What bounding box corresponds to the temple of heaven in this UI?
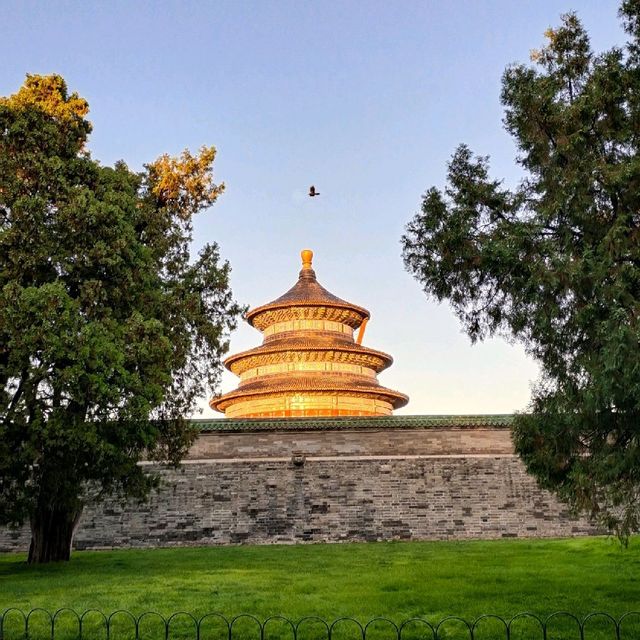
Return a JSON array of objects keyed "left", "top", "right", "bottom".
[{"left": 210, "top": 249, "right": 409, "bottom": 418}]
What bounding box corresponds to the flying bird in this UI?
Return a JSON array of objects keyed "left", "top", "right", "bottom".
[{"left": 309, "top": 185, "right": 320, "bottom": 197}]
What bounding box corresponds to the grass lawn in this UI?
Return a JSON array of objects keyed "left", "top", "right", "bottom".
[{"left": 1, "top": 537, "right": 639, "bottom": 638}]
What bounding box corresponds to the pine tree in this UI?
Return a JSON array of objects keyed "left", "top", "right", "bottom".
[
  {"left": 0, "top": 75, "right": 242, "bottom": 562},
  {"left": 402, "top": 4, "right": 640, "bottom": 538}
]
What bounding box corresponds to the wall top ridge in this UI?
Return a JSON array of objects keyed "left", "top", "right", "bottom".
[{"left": 192, "top": 414, "right": 515, "bottom": 433}]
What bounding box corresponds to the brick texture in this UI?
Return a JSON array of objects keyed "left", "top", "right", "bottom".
[
  {"left": 0, "top": 427, "right": 598, "bottom": 552},
  {"left": 187, "top": 427, "right": 515, "bottom": 459}
]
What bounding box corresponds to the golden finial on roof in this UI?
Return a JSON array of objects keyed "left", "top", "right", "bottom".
[{"left": 301, "top": 249, "right": 313, "bottom": 270}]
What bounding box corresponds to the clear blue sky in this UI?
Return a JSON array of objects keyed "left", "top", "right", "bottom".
[{"left": 1, "top": 1, "right": 626, "bottom": 416}]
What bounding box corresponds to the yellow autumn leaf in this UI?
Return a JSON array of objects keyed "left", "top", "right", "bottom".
[
  {"left": 147, "top": 146, "right": 224, "bottom": 218},
  {"left": 0, "top": 74, "right": 89, "bottom": 122}
]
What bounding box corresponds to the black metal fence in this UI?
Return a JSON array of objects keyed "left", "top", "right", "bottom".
[{"left": 2, "top": 610, "right": 640, "bottom": 640}]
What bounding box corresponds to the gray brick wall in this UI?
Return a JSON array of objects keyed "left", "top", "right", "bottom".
[
  {"left": 188, "top": 427, "right": 515, "bottom": 459},
  {"left": 0, "top": 452, "right": 597, "bottom": 552}
]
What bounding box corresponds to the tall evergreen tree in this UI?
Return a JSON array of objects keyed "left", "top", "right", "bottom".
[
  {"left": 0, "top": 75, "right": 242, "bottom": 562},
  {"left": 402, "top": 4, "right": 640, "bottom": 538}
]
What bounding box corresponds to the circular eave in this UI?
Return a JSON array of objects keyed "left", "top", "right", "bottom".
[
  {"left": 247, "top": 301, "right": 370, "bottom": 330},
  {"left": 245, "top": 269, "right": 370, "bottom": 329},
  {"left": 210, "top": 379, "right": 409, "bottom": 413},
  {"left": 224, "top": 339, "right": 394, "bottom": 375}
]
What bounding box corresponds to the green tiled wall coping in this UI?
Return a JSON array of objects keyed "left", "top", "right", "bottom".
[{"left": 192, "top": 414, "right": 515, "bottom": 433}]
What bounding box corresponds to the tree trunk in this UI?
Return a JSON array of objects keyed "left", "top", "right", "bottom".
[{"left": 28, "top": 504, "right": 82, "bottom": 564}]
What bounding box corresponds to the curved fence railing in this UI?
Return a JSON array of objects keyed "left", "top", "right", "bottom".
[{"left": 2, "top": 609, "right": 640, "bottom": 640}]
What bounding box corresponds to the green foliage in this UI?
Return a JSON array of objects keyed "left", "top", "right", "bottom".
[
  {"left": 0, "top": 75, "right": 242, "bottom": 559},
  {"left": 402, "top": 6, "right": 640, "bottom": 538}
]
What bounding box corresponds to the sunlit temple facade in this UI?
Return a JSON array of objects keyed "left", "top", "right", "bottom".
[{"left": 210, "top": 249, "right": 408, "bottom": 418}]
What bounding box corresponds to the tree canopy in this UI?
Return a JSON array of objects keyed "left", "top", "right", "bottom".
[
  {"left": 0, "top": 75, "right": 242, "bottom": 562},
  {"left": 402, "top": 4, "right": 640, "bottom": 538}
]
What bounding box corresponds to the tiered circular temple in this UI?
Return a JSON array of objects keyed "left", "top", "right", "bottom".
[{"left": 210, "top": 250, "right": 409, "bottom": 418}]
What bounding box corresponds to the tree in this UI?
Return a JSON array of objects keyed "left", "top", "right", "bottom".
[
  {"left": 402, "top": 3, "right": 640, "bottom": 539},
  {"left": 0, "top": 75, "right": 242, "bottom": 563}
]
